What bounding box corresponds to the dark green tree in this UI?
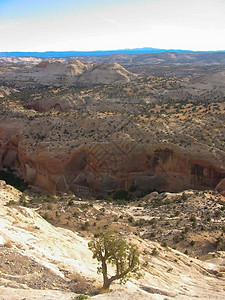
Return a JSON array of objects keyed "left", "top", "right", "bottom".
[{"left": 88, "top": 231, "right": 140, "bottom": 291}]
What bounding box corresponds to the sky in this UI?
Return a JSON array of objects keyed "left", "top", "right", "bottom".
[{"left": 0, "top": 0, "right": 225, "bottom": 52}]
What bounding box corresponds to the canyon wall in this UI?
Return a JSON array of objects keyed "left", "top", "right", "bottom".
[{"left": 0, "top": 125, "right": 224, "bottom": 196}]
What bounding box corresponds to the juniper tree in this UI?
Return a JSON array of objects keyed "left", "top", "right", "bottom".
[{"left": 88, "top": 230, "right": 140, "bottom": 291}]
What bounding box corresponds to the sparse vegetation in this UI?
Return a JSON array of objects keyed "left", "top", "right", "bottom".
[{"left": 0, "top": 169, "right": 28, "bottom": 192}]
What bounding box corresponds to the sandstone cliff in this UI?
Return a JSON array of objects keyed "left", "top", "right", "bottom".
[
  {"left": 0, "top": 119, "right": 224, "bottom": 196},
  {"left": 0, "top": 60, "right": 224, "bottom": 196}
]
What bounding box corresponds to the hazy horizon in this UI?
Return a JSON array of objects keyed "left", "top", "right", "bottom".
[{"left": 1, "top": 0, "right": 225, "bottom": 52}]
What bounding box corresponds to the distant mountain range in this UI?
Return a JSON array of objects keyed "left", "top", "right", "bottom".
[{"left": 1, "top": 47, "right": 224, "bottom": 57}]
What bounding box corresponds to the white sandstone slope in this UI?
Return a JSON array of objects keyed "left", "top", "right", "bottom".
[
  {"left": 0, "top": 60, "right": 136, "bottom": 86},
  {"left": 77, "top": 62, "right": 136, "bottom": 84},
  {"left": 0, "top": 181, "right": 225, "bottom": 300},
  {"left": 0, "top": 182, "right": 97, "bottom": 279}
]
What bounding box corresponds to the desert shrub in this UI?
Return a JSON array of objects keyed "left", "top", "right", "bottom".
[
  {"left": 135, "top": 218, "right": 145, "bottom": 227},
  {"left": 189, "top": 215, "right": 196, "bottom": 222},
  {"left": 76, "top": 295, "right": 88, "bottom": 300},
  {"left": 43, "top": 212, "right": 49, "bottom": 221},
  {"left": 190, "top": 240, "right": 195, "bottom": 247},
  {"left": 151, "top": 248, "right": 159, "bottom": 256},
  {"left": 128, "top": 216, "right": 134, "bottom": 223},
  {"left": 129, "top": 186, "right": 137, "bottom": 192},
  {"left": 0, "top": 169, "right": 28, "bottom": 192},
  {"left": 150, "top": 232, "right": 156, "bottom": 238},
  {"left": 6, "top": 200, "right": 15, "bottom": 206},
  {"left": 81, "top": 221, "right": 90, "bottom": 231},
  {"left": 181, "top": 192, "right": 188, "bottom": 201},
  {"left": 68, "top": 199, "right": 74, "bottom": 206},
  {"left": 173, "top": 235, "right": 180, "bottom": 243},
  {"left": 113, "top": 190, "right": 129, "bottom": 201},
  {"left": 47, "top": 204, "right": 52, "bottom": 210},
  {"left": 148, "top": 218, "right": 157, "bottom": 225},
  {"left": 215, "top": 236, "right": 224, "bottom": 248},
  {"left": 71, "top": 273, "right": 97, "bottom": 295},
  {"left": 113, "top": 216, "right": 118, "bottom": 222},
  {"left": 43, "top": 195, "right": 55, "bottom": 203}
]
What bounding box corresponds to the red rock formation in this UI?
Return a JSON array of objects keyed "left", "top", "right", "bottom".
[
  {"left": 0, "top": 126, "right": 224, "bottom": 196},
  {"left": 216, "top": 178, "right": 225, "bottom": 196}
]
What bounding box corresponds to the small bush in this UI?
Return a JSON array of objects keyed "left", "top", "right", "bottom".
[
  {"left": 47, "top": 204, "right": 52, "bottom": 210},
  {"left": 113, "top": 190, "right": 129, "bottom": 201},
  {"left": 76, "top": 295, "right": 88, "bottom": 300},
  {"left": 189, "top": 215, "right": 196, "bottom": 222},
  {"left": 71, "top": 273, "right": 96, "bottom": 295},
  {"left": 151, "top": 248, "right": 159, "bottom": 256},
  {"left": 68, "top": 199, "right": 74, "bottom": 206},
  {"left": 6, "top": 200, "right": 15, "bottom": 206},
  {"left": 81, "top": 221, "right": 90, "bottom": 231},
  {"left": 150, "top": 232, "right": 156, "bottom": 238},
  {"left": 162, "top": 242, "right": 167, "bottom": 247},
  {"left": 128, "top": 216, "right": 134, "bottom": 223},
  {"left": 190, "top": 240, "right": 195, "bottom": 247}
]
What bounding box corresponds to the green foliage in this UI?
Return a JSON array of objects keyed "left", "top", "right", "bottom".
[
  {"left": 190, "top": 240, "right": 195, "bottom": 247},
  {"left": 88, "top": 230, "right": 140, "bottom": 290},
  {"left": 151, "top": 247, "right": 159, "bottom": 256},
  {"left": 68, "top": 199, "right": 74, "bottom": 206},
  {"left": 216, "top": 236, "right": 224, "bottom": 247},
  {"left": 76, "top": 295, "right": 88, "bottom": 300},
  {"left": 0, "top": 169, "right": 28, "bottom": 192},
  {"left": 81, "top": 221, "right": 90, "bottom": 231},
  {"left": 189, "top": 215, "right": 196, "bottom": 223},
  {"left": 113, "top": 190, "right": 129, "bottom": 201},
  {"left": 129, "top": 186, "right": 137, "bottom": 193},
  {"left": 5, "top": 200, "right": 15, "bottom": 206},
  {"left": 150, "top": 194, "right": 170, "bottom": 208},
  {"left": 128, "top": 216, "right": 134, "bottom": 223},
  {"left": 181, "top": 192, "right": 188, "bottom": 201}
]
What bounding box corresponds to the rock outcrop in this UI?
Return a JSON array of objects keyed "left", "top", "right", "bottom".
[
  {"left": 1, "top": 182, "right": 225, "bottom": 299},
  {"left": 216, "top": 178, "right": 225, "bottom": 196},
  {"left": 0, "top": 60, "right": 136, "bottom": 86},
  {"left": 0, "top": 122, "right": 224, "bottom": 196},
  {"left": 77, "top": 62, "right": 136, "bottom": 84}
]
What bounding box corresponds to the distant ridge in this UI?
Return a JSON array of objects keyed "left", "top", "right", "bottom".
[{"left": 0, "top": 47, "right": 221, "bottom": 58}]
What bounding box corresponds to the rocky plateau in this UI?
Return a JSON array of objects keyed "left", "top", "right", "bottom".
[{"left": 0, "top": 51, "right": 225, "bottom": 299}]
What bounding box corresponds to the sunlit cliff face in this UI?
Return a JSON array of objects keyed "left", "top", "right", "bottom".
[{"left": 0, "top": 124, "right": 224, "bottom": 196}]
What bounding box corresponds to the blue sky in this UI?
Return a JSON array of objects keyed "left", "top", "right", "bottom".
[{"left": 0, "top": 0, "right": 225, "bottom": 51}]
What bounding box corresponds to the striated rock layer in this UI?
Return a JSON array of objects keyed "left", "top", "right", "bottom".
[{"left": 0, "top": 124, "right": 224, "bottom": 196}]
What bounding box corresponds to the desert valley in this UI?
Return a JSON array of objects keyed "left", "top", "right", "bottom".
[{"left": 0, "top": 51, "right": 225, "bottom": 299}]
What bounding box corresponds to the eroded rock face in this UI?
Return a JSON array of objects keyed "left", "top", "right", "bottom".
[
  {"left": 216, "top": 178, "right": 225, "bottom": 196},
  {"left": 0, "top": 127, "right": 224, "bottom": 196},
  {"left": 0, "top": 60, "right": 135, "bottom": 87}
]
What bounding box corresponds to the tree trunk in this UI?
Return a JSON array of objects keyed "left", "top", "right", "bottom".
[
  {"left": 102, "top": 277, "right": 111, "bottom": 290},
  {"left": 102, "top": 275, "right": 118, "bottom": 290}
]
